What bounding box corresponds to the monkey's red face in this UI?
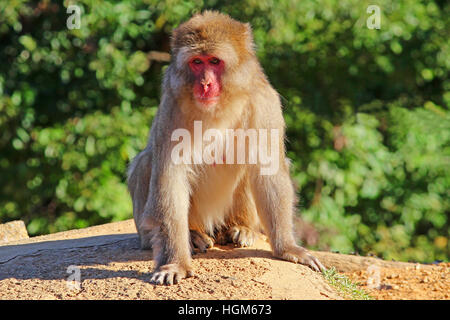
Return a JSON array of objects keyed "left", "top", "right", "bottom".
[{"left": 188, "top": 55, "right": 224, "bottom": 107}]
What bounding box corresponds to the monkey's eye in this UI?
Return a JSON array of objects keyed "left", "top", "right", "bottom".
[
  {"left": 209, "top": 58, "right": 220, "bottom": 65},
  {"left": 192, "top": 58, "right": 203, "bottom": 65}
]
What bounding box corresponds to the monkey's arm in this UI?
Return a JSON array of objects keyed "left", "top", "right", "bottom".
[
  {"left": 139, "top": 150, "right": 194, "bottom": 285},
  {"left": 250, "top": 87, "right": 325, "bottom": 272},
  {"left": 127, "top": 148, "right": 153, "bottom": 249},
  {"left": 251, "top": 165, "right": 325, "bottom": 272}
]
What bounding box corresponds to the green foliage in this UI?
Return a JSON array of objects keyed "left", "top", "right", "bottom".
[
  {"left": 323, "top": 267, "right": 373, "bottom": 300},
  {"left": 0, "top": 0, "right": 448, "bottom": 262},
  {"left": 292, "top": 105, "right": 449, "bottom": 262}
]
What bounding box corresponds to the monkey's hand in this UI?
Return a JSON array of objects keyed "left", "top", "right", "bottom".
[
  {"left": 277, "top": 245, "right": 326, "bottom": 273},
  {"left": 150, "top": 263, "right": 194, "bottom": 285}
]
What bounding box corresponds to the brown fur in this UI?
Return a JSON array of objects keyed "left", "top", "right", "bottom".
[{"left": 127, "top": 11, "right": 324, "bottom": 285}]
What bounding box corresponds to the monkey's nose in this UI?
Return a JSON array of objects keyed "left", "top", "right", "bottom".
[{"left": 202, "top": 81, "right": 211, "bottom": 92}]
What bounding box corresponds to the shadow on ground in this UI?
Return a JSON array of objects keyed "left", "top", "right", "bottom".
[{"left": 0, "top": 233, "right": 276, "bottom": 282}]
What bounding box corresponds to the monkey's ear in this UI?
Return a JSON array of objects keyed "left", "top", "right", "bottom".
[
  {"left": 170, "top": 26, "right": 180, "bottom": 53},
  {"left": 243, "top": 22, "right": 256, "bottom": 54}
]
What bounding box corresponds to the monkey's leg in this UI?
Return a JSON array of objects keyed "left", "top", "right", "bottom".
[
  {"left": 218, "top": 174, "right": 260, "bottom": 247},
  {"left": 142, "top": 164, "right": 193, "bottom": 285},
  {"left": 251, "top": 167, "right": 325, "bottom": 272},
  {"left": 127, "top": 149, "right": 153, "bottom": 249}
]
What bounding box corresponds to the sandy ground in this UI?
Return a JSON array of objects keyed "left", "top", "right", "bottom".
[
  {"left": 0, "top": 220, "right": 342, "bottom": 300},
  {"left": 343, "top": 263, "right": 450, "bottom": 300},
  {"left": 1, "top": 219, "right": 448, "bottom": 300}
]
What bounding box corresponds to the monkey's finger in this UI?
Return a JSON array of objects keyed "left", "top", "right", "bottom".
[
  {"left": 314, "top": 257, "right": 326, "bottom": 272},
  {"left": 164, "top": 272, "right": 175, "bottom": 285},
  {"left": 190, "top": 230, "right": 213, "bottom": 253},
  {"left": 238, "top": 229, "right": 256, "bottom": 247},
  {"left": 174, "top": 272, "right": 186, "bottom": 284},
  {"left": 228, "top": 226, "right": 256, "bottom": 247},
  {"left": 229, "top": 227, "right": 240, "bottom": 243},
  {"left": 186, "top": 269, "right": 194, "bottom": 278},
  {"left": 308, "top": 261, "right": 320, "bottom": 272},
  {"left": 284, "top": 247, "right": 325, "bottom": 273},
  {"left": 296, "top": 255, "right": 318, "bottom": 272},
  {"left": 306, "top": 255, "right": 326, "bottom": 273},
  {"left": 150, "top": 272, "right": 166, "bottom": 285}
]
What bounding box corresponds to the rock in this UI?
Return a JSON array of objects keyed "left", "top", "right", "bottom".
[
  {"left": 0, "top": 220, "right": 29, "bottom": 244},
  {"left": 421, "top": 277, "right": 429, "bottom": 283},
  {"left": 0, "top": 220, "right": 344, "bottom": 300}
]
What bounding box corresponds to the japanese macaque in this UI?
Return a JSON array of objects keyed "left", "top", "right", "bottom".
[{"left": 127, "top": 11, "right": 325, "bottom": 285}]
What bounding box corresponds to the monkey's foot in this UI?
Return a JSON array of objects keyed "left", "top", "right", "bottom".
[
  {"left": 217, "top": 226, "right": 258, "bottom": 247},
  {"left": 150, "top": 263, "right": 194, "bottom": 285},
  {"left": 278, "top": 245, "right": 326, "bottom": 272},
  {"left": 190, "top": 230, "right": 214, "bottom": 253},
  {"left": 138, "top": 231, "right": 152, "bottom": 250},
  {"left": 229, "top": 226, "right": 258, "bottom": 247}
]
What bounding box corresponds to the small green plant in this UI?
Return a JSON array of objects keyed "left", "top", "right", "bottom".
[{"left": 323, "top": 267, "right": 373, "bottom": 300}]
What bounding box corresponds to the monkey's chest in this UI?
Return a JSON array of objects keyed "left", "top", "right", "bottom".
[{"left": 188, "top": 164, "right": 243, "bottom": 231}]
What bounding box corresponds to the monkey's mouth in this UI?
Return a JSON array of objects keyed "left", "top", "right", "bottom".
[{"left": 194, "top": 95, "right": 220, "bottom": 106}]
